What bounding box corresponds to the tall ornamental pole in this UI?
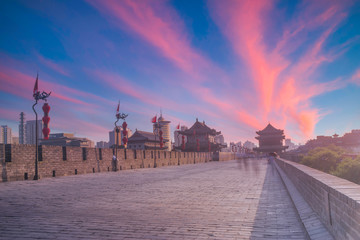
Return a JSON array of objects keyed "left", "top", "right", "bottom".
[
  {"left": 154, "top": 122, "right": 160, "bottom": 168},
  {"left": 151, "top": 115, "right": 158, "bottom": 168},
  {"left": 32, "top": 73, "right": 51, "bottom": 180},
  {"left": 122, "top": 121, "right": 128, "bottom": 148},
  {"left": 176, "top": 124, "right": 181, "bottom": 165},
  {"left": 42, "top": 103, "right": 51, "bottom": 140},
  {"left": 115, "top": 101, "right": 128, "bottom": 172}
]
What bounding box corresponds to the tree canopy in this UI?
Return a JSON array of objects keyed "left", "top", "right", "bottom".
[
  {"left": 300, "top": 145, "right": 360, "bottom": 184},
  {"left": 301, "top": 145, "right": 344, "bottom": 173},
  {"left": 331, "top": 156, "right": 360, "bottom": 184}
]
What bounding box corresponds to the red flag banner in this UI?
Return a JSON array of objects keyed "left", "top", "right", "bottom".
[
  {"left": 116, "top": 101, "right": 120, "bottom": 113},
  {"left": 33, "top": 74, "right": 39, "bottom": 95},
  {"left": 151, "top": 115, "right": 157, "bottom": 123},
  {"left": 176, "top": 123, "right": 180, "bottom": 129}
]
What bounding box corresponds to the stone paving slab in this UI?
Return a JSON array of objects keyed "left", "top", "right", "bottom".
[{"left": 0, "top": 159, "right": 308, "bottom": 239}]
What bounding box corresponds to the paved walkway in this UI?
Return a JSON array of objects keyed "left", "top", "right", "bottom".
[{"left": 0, "top": 159, "right": 308, "bottom": 239}]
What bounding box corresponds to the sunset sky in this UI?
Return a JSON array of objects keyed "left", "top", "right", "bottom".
[{"left": 1, "top": 0, "right": 360, "bottom": 145}]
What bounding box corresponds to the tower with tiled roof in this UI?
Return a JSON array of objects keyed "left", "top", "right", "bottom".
[
  {"left": 177, "top": 118, "right": 224, "bottom": 152},
  {"left": 253, "top": 123, "right": 288, "bottom": 154}
]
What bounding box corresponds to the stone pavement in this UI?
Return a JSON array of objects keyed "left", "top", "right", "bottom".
[{"left": 0, "top": 159, "right": 309, "bottom": 239}]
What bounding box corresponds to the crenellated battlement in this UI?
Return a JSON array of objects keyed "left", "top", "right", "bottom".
[{"left": 0, "top": 144, "right": 235, "bottom": 182}]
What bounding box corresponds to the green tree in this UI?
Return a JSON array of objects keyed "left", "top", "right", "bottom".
[
  {"left": 301, "top": 145, "right": 344, "bottom": 173},
  {"left": 331, "top": 156, "right": 360, "bottom": 184}
]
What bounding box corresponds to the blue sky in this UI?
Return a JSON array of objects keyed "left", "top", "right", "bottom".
[{"left": 1, "top": 0, "right": 360, "bottom": 145}]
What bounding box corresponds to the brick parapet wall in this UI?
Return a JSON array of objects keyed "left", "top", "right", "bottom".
[
  {"left": 276, "top": 157, "right": 360, "bottom": 239},
  {"left": 212, "top": 152, "right": 236, "bottom": 161},
  {"left": 0, "top": 144, "right": 231, "bottom": 182}
]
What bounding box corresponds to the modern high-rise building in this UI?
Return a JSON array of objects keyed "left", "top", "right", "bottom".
[
  {"left": 243, "top": 140, "right": 257, "bottom": 150},
  {"left": 19, "top": 112, "right": 26, "bottom": 144},
  {"left": 25, "top": 120, "right": 43, "bottom": 145},
  {"left": 214, "top": 134, "right": 225, "bottom": 145},
  {"left": 96, "top": 141, "right": 109, "bottom": 148},
  {"left": 285, "top": 138, "right": 296, "bottom": 151},
  {"left": 0, "top": 125, "right": 12, "bottom": 144},
  {"left": 109, "top": 127, "right": 133, "bottom": 147},
  {"left": 153, "top": 114, "right": 171, "bottom": 150},
  {"left": 174, "top": 125, "right": 188, "bottom": 147}
]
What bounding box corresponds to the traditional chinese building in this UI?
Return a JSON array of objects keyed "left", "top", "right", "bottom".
[
  {"left": 127, "top": 130, "right": 165, "bottom": 150},
  {"left": 253, "top": 123, "right": 288, "bottom": 154},
  {"left": 176, "top": 118, "right": 225, "bottom": 152}
]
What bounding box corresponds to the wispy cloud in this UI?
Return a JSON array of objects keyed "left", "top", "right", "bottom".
[
  {"left": 36, "top": 53, "right": 70, "bottom": 77},
  {"left": 209, "top": 0, "right": 354, "bottom": 140},
  {"left": 351, "top": 69, "right": 360, "bottom": 85},
  {"left": 87, "top": 0, "right": 212, "bottom": 82}
]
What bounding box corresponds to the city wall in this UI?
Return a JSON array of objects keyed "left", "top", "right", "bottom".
[
  {"left": 0, "top": 144, "right": 235, "bottom": 182},
  {"left": 275, "top": 157, "right": 360, "bottom": 239}
]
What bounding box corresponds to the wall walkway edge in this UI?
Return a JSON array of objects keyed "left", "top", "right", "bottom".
[{"left": 276, "top": 157, "right": 360, "bottom": 240}]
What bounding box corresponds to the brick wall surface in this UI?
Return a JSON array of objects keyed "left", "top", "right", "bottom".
[
  {"left": 276, "top": 158, "right": 360, "bottom": 240},
  {"left": 212, "top": 152, "right": 236, "bottom": 161},
  {"left": 0, "top": 144, "right": 234, "bottom": 183}
]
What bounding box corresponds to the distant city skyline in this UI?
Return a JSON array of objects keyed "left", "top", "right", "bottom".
[{"left": 1, "top": 1, "right": 360, "bottom": 144}]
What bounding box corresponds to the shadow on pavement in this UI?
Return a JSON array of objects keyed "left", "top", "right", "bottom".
[
  {"left": 237, "top": 157, "right": 262, "bottom": 176},
  {"left": 249, "top": 159, "right": 307, "bottom": 240}
]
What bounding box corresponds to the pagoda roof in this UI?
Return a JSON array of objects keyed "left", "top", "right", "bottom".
[
  {"left": 128, "top": 130, "right": 157, "bottom": 142},
  {"left": 179, "top": 118, "right": 220, "bottom": 136},
  {"left": 256, "top": 123, "right": 284, "bottom": 135}
]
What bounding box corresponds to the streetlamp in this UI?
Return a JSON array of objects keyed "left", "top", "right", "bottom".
[
  {"left": 32, "top": 73, "right": 51, "bottom": 180},
  {"left": 115, "top": 101, "right": 128, "bottom": 172}
]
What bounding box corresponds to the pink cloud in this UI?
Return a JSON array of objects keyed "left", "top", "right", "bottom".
[
  {"left": 45, "top": 105, "right": 110, "bottom": 141},
  {"left": 87, "top": 0, "right": 264, "bottom": 138},
  {"left": 100, "top": 71, "right": 157, "bottom": 106},
  {"left": 0, "top": 69, "right": 33, "bottom": 100},
  {"left": 36, "top": 53, "right": 70, "bottom": 77},
  {"left": 235, "top": 111, "right": 262, "bottom": 130},
  {"left": 87, "top": 0, "right": 212, "bottom": 82},
  {"left": 0, "top": 66, "right": 111, "bottom": 107},
  {"left": 92, "top": 70, "right": 192, "bottom": 113},
  {"left": 191, "top": 86, "right": 232, "bottom": 111},
  {"left": 209, "top": 0, "right": 353, "bottom": 141},
  {"left": 351, "top": 69, "right": 360, "bottom": 85},
  {"left": 212, "top": 0, "right": 290, "bottom": 116},
  {"left": 0, "top": 108, "right": 27, "bottom": 122}
]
